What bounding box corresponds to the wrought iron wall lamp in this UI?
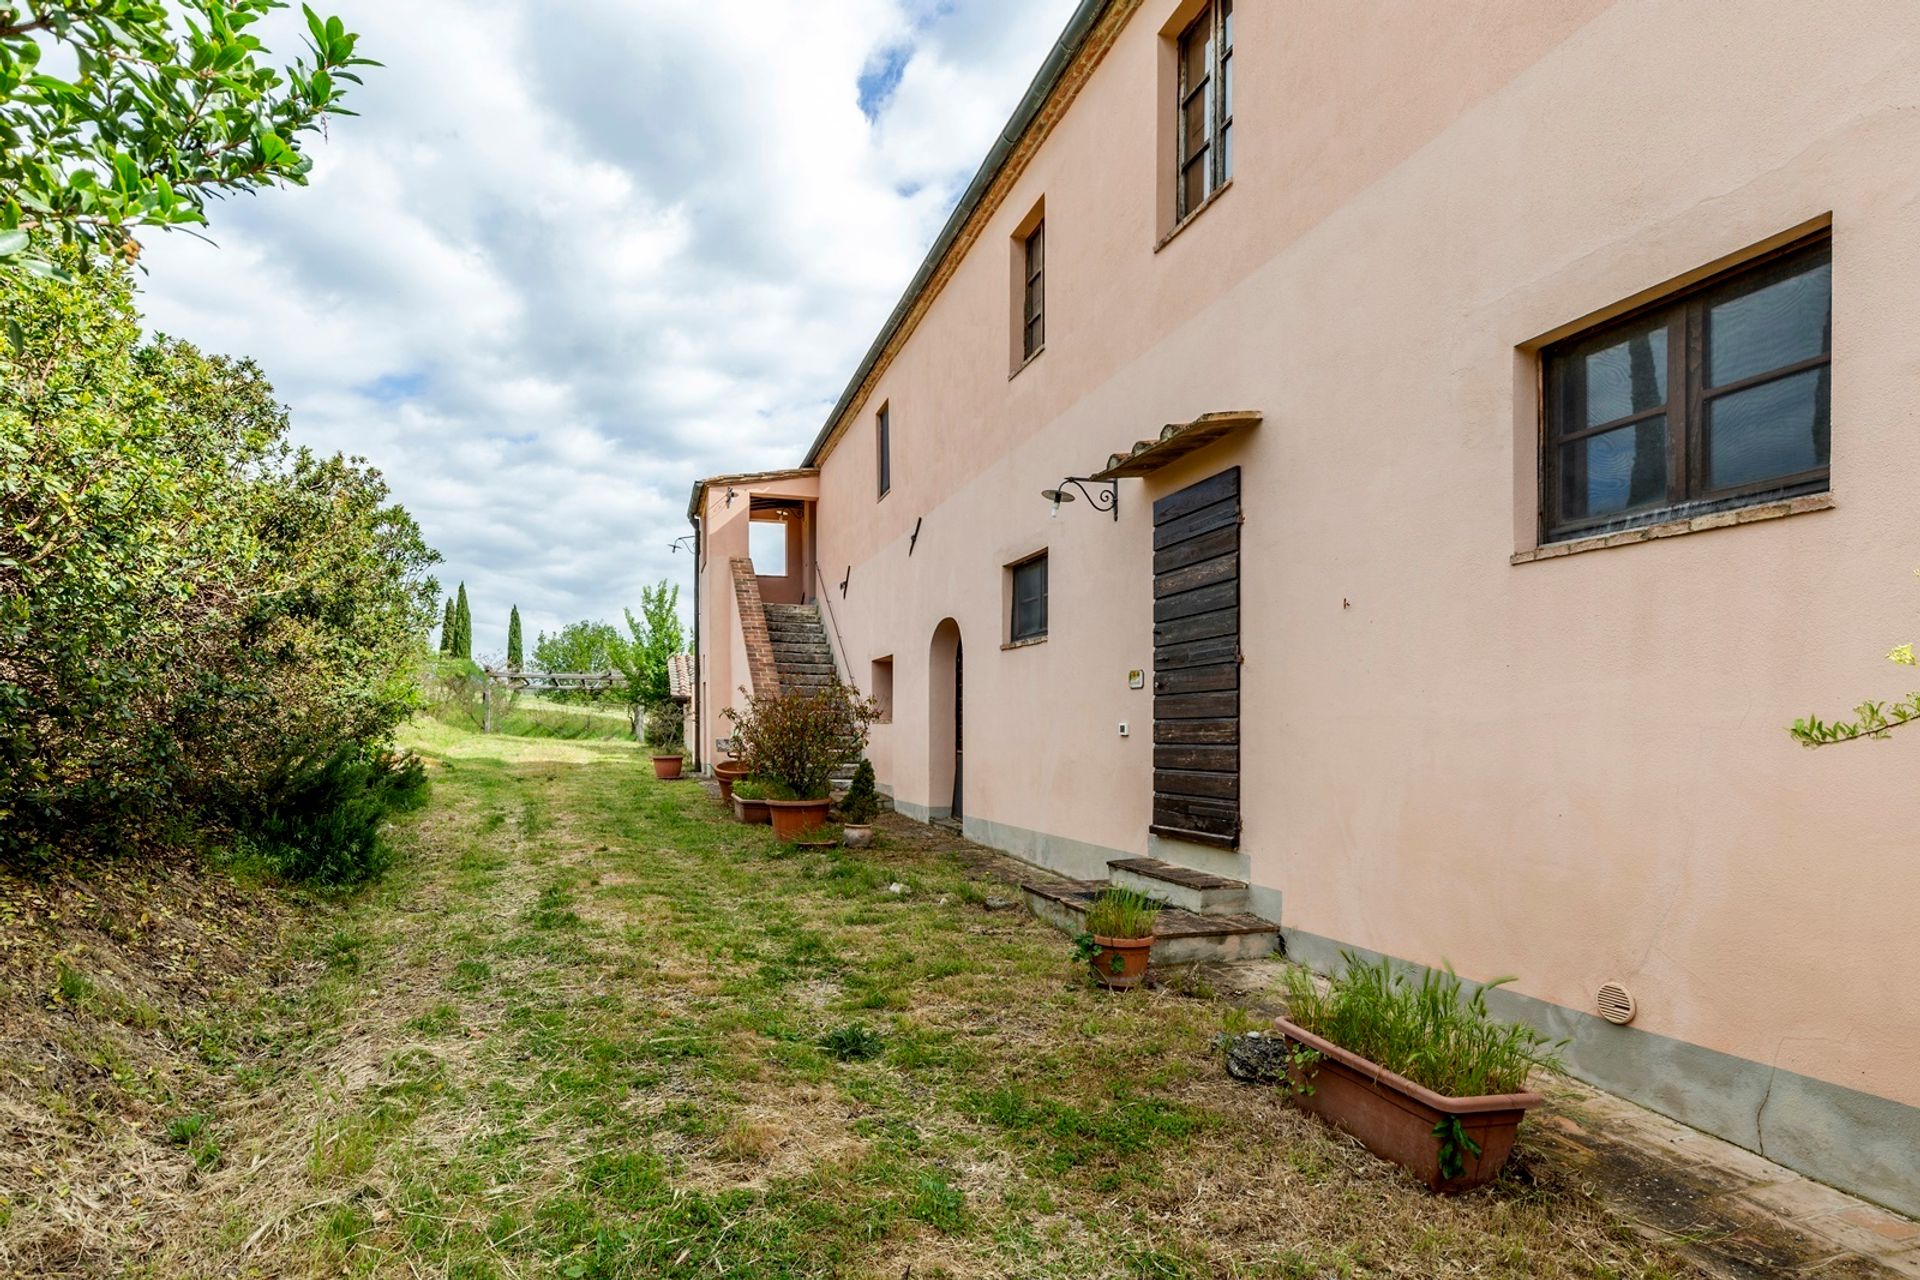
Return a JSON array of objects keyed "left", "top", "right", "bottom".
[
  {"left": 1041, "top": 476, "right": 1118, "bottom": 521},
  {"left": 669, "top": 534, "right": 697, "bottom": 554}
]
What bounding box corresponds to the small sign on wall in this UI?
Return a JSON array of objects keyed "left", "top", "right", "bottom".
[{"left": 1128, "top": 669, "right": 1145, "bottom": 689}]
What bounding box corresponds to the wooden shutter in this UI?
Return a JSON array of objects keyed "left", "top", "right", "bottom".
[{"left": 1151, "top": 466, "right": 1240, "bottom": 848}]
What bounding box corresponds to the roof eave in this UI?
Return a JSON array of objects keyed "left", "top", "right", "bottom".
[{"left": 801, "top": 0, "right": 1115, "bottom": 469}]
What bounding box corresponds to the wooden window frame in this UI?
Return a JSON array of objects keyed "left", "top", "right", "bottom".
[
  {"left": 1008, "top": 552, "right": 1048, "bottom": 644},
  {"left": 1022, "top": 220, "right": 1045, "bottom": 361},
  {"left": 1175, "top": 0, "right": 1233, "bottom": 222},
  {"left": 875, "top": 403, "right": 891, "bottom": 500},
  {"left": 1541, "top": 233, "right": 1832, "bottom": 544}
]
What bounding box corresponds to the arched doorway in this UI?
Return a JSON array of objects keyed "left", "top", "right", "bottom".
[{"left": 928, "top": 619, "right": 963, "bottom": 822}]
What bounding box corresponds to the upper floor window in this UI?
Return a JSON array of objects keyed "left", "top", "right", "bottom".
[
  {"left": 1177, "top": 0, "right": 1233, "bottom": 220},
  {"left": 1009, "top": 552, "right": 1048, "bottom": 643},
  {"left": 876, "top": 403, "right": 891, "bottom": 499},
  {"left": 1022, "top": 220, "right": 1045, "bottom": 361},
  {"left": 1543, "top": 234, "right": 1831, "bottom": 543}
]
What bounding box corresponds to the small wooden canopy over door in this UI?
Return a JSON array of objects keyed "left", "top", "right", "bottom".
[{"left": 1150, "top": 466, "right": 1241, "bottom": 848}]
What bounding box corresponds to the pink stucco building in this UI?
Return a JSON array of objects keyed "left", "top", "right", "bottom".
[{"left": 689, "top": 0, "right": 1920, "bottom": 1214}]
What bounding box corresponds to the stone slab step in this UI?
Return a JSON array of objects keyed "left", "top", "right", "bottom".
[
  {"left": 1019, "top": 879, "right": 1278, "bottom": 965},
  {"left": 1106, "top": 856, "right": 1249, "bottom": 915}
]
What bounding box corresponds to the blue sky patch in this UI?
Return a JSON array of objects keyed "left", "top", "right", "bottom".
[{"left": 857, "top": 43, "right": 913, "bottom": 120}]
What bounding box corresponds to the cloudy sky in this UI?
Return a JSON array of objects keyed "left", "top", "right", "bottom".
[{"left": 137, "top": 0, "right": 1079, "bottom": 656}]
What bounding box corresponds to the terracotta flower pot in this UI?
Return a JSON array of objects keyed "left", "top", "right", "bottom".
[
  {"left": 766, "top": 797, "right": 832, "bottom": 841},
  {"left": 732, "top": 793, "right": 771, "bottom": 825},
  {"left": 1272, "top": 1016, "right": 1543, "bottom": 1192},
  {"left": 713, "top": 760, "right": 748, "bottom": 804},
  {"left": 1089, "top": 934, "right": 1154, "bottom": 990},
  {"left": 650, "top": 754, "right": 684, "bottom": 780},
  {"left": 841, "top": 823, "right": 874, "bottom": 849}
]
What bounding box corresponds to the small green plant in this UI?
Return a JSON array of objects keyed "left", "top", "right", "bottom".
[
  {"left": 731, "top": 778, "right": 771, "bottom": 801},
  {"left": 790, "top": 824, "right": 842, "bottom": 846},
  {"left": 840, "top": 759, "right": 880, "bottom": 824},
  {"left": 1281, "top": 953, "right": 1561, "bottom": 1098},
  {"left": 1432, "top": 1114, "right": 1482, "bottom": 1180},
  {"left": 166, "top": 1113, "right": 220, "bottom": 1170},
  {"left": 820, "top": 1022, "right": 885, "bottom": 1062}
]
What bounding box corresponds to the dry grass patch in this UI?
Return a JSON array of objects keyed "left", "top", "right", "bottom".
[{"left": 3, "top": 717, "right": 1713, "bottom": 1279}]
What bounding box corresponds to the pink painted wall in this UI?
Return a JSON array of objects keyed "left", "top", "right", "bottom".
[{"left": 691, "top": 0, "right": 1920, "bottom": 1191}]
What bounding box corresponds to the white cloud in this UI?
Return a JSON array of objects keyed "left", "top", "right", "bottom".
[{"left": 134, "top": 0, "right": 1080, "bottom": 650}]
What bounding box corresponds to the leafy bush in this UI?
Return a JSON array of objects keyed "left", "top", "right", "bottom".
[
  {"left": 0, "top": 262, "right": 439, "bottom": 868},
  {"left": 724, "top": 681, "right": 878, "bottom": 802},
  {"left": 249, "top": 748, "right": 428, "bottom": 887},
  {"left": 1282, "top": 953, "right": 1560, "bottom": 1097},
  {"left": 1082, "top": 887, "right": 1162, "bottom": 940},
  {"left": 839, "top": 759, "right": 880, "bottom": 824}
]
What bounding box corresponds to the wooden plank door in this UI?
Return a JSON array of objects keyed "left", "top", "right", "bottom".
[{"left": 1150, "top": 467, "right": 1241, "bottom": 848}]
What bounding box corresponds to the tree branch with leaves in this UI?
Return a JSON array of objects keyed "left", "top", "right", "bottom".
[
  {"left": 1789, "top": 571, "right": 1920, "bottom": 746},
  {"left": 0, "top": 0, "right": 376, "bottom": 274}
]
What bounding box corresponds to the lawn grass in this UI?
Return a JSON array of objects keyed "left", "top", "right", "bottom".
[{"left": 4, "top": 715, "right": 1701, "bottom": 1278}]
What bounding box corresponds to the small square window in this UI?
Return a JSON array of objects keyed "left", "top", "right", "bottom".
[
  {"left": 1009, "top": 553, "right": 1048, "bottom": 643},
  {"left": 1541, "top": 233, "right": 1831, "bottom": 542}
]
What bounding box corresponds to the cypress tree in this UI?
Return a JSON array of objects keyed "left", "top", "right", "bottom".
[
  {"left": 507, "top": 606, "right": 523, "bottom": 670},
  {"left": 440, "top": 597, "right": 456, "bottom": 655},
  {"left": 454, "top": 583, "right": 472, "bottom": 659}
]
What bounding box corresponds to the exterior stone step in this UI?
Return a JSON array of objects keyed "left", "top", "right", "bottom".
[
  {"left": 1106, "top": 856, "right": 1250, "bottom": 915},
  {"left": 1019, "top": 879, "right": 1278, "bottom": 965}
]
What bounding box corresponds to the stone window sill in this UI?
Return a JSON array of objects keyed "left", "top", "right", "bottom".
[
  {"left": 1155, "top": 180, "right": 1232, "bottom": 254},
  {"left": 1009, "top": 346, "right": 1044, "bottom": 381},
  {"left": 1002, "top": 635, "right": 1047, "bottom": 651},
  {"left": 1511, "top": 493, "right": 1833, "bottom": 565}
]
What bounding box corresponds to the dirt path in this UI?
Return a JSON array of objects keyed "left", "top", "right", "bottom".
[{"left": 5, "top": 718, "right": 1718, "bottom": 1278}]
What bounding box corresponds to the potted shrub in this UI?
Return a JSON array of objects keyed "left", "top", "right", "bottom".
[
  {"left": 1274, "top": 954, "right": 1559, "bottom": 1192},
  {"left": 1071, "top": 888, "right": 1162, "bottom": 990},
  {"left": 730, "top": 778, "right": 772, "bottom": 825},
  {"left": 723, "top": 682, "right": 878, "bottom": 842},
  {"left": 839, "top": 759, "right": 880, "bottom": 848},
  {"left": 644, "top": 702, "right": 686, "bottom": 780}
]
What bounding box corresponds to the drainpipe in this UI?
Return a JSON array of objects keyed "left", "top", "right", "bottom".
[{"left": 689, "top": 512, "right": 703, "bottom": 773}]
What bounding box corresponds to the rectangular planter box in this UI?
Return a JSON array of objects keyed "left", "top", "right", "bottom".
[
  {"left": 732, "top": 793, "right": 771, "bottom": 825},
  {"left": 1274, "top": 1017, "right": 1542, "bottom": 1193}
]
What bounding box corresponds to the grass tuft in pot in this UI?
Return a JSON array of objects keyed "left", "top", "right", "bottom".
[
  {"left": 1072, "top": 887, "right": 1162, "bottom": 990},
  {"left": 1281, "top": 956, "right": 1560, "bottom": 1099}
]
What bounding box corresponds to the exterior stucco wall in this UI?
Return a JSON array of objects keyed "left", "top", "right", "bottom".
[{"left": 708, "top": 0, "right": 1920, "bottom": 1210}]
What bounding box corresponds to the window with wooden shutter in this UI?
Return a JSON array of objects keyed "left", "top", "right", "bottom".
[{"left": 1150, "top": 466, "right": 1240, "bottom": 848}]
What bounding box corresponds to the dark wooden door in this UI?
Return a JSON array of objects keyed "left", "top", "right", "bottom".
[
  {"left": 1150, "top": 466, "right": 1241, "bottom": 847},
  {"left": 952, "top": 638, "right": 964, "bottom": 820}
]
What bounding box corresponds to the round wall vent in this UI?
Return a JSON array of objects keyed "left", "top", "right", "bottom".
[{"left": 1596, "top": 981, "right": 1637, "bottom": 1025}]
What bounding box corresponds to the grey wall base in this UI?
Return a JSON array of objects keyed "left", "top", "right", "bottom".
[
  {"left": 1284, "top": 927, "right": 1920, "bottom": 1220},
  {"left": 962, "top": 815, "right": 1127, "bottom": 881}
]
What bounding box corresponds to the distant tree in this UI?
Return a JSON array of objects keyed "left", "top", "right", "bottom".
[
  {"left": 533, "top": 620, "right": 620, "bottom": 674},
  {"left": 613, "top": 582, "right": 686, "bottom": 707},
  {"left": 440, "top": 597, "right": 456, "bottom": 655},
  {"left": 507, "top": 605, "right": 523, "bottom": 670},
  {"left": 453, "top": 582, "right": 471, "bottom": 659},
  {"left": 0, "top": 1, "right": 378, "bottom": 275}
]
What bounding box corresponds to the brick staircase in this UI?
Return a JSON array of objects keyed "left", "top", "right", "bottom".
[
  {"left": 762, "top": 603, "right": 836, "bottom": 692},
  {"left": 1021, "top": 856, "right": 1279, "bottom": 965},
  {"left": 761, "top": 602, "right": 861, "bottom": 785}
]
